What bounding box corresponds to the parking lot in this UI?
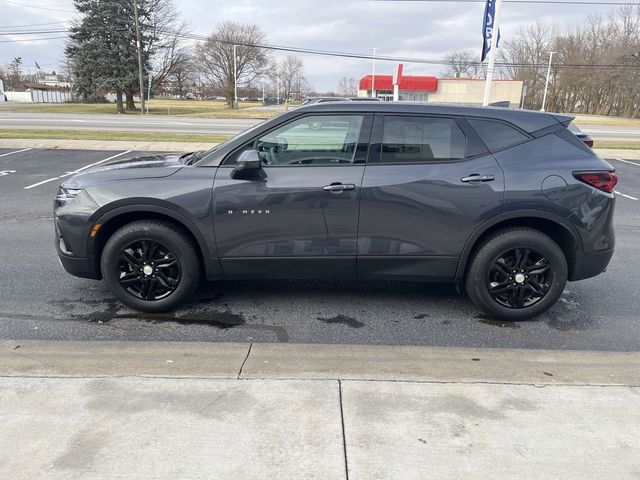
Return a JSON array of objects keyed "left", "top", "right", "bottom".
[{"left": 1, "top": 147, "right": 639, "bottom": 351}]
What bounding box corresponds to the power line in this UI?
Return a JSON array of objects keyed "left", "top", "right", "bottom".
[
  {"left": 0, "top": 0, "right": 75, "bottom": 13},
  {"left": 2, "top": 25, "right": 638, "bottom": 73},
  {"left": 0, "top": 36, "right": 67, "bottom": 44},
  {"left": 0, "top": 21, "right": 70, "bottom": 29},
  {"left": 378, "top": 0, "right": 640, "bottom": 4}
]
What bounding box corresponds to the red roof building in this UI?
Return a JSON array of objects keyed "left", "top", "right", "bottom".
[{"left": 357, "top": 64, "right": 524, "bottom": 105}]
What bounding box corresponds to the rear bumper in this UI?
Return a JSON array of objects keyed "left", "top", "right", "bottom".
[{"left": 569, "top": 248, "right": 614, "bottom": 281}]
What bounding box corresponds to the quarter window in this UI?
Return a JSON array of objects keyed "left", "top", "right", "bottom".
[
  {"left": 467, "top": 118, "right": 529, "bottom": 152},
  {"left": 254, "top": 115, "right": 364, "bottom": 166},
  {"left": 380, "top": 116, "right": 466, "bottom": 163}
]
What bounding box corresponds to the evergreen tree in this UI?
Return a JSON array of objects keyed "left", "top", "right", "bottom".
[{"left": 66, "top": 0, "right": 152, "bottom": 113}]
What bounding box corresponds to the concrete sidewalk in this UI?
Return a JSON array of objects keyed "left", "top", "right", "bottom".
[{"left": 1, "top": 341, "right": 639, "bottom": 479}]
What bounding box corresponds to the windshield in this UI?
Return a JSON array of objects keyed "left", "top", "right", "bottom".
[{"left": 194, "top": 119, "right": 269, "bottom": 166}]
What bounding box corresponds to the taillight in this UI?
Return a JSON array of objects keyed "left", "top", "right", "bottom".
[
  {"left": 573, "top": 171, "right": 618, "bottom": 193},
  {"left": 583, "top": 139, "right": 594, "bottom": 148}
]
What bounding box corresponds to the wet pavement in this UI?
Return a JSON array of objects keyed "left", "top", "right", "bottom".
[{"left": 0, "top": 147, "right": 639, "bottom": 350}]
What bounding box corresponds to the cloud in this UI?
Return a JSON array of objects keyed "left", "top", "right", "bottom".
[{"left": 0, "top": 0, "right": 624, "bottom": 90}]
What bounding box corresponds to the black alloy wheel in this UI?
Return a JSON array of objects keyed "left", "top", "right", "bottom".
[
  {"left": 487, "top": 248, "right": 552, "bottom": 309},
  {"left": 101, "top": 220, "right": 200, "bottom": 312},
  {"left": 465, "top": 228, "right": 568, "bottom": 321},
  {"left": 117, "top": 240, "right": 181, "bottom": 301}
]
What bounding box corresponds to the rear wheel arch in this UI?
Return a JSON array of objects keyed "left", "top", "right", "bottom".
[
  {"left": 456, "top": 212, "right": 581, "bottom": 283},
  {"left": 90, "top": 206, "right": 210, "bottom": 279}
]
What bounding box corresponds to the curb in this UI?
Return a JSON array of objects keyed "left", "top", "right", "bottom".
[{"left": 1, "top": 340, "right": 639, "bottom": 386}]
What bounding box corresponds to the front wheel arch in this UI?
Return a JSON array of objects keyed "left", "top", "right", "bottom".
[{"left": 91, "top": 208, "right": 210, "bottom": 280}]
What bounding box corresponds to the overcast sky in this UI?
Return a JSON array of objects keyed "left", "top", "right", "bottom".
[{"left": 0, "top": 0, "right": 627, "bottom": 91}]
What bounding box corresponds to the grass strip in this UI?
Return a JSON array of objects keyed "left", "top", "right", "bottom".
[{"left": 0, "top": 129, "right": 231, "bottom": 143}]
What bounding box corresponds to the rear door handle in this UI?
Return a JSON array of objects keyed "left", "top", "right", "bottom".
[
  {"left": 461, "top": 174, "right": 495, "bottom": 183},
  {"left": 323, "top": 183, "right": 356, "bottom": 192}
]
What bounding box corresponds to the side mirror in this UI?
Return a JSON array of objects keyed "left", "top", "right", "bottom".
[{"left": 231, "top": 149, "right": 262, "bottom": 179}]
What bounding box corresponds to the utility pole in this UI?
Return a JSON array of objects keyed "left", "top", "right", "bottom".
[
  {"left": 541, "top": 51, "right": 555, "bottom": 112},
  {"left": 233, "top": 44, "right": 238, "bottom": 109},
  {"left": 482, "top": 0, "right": 503, "bottom": 106},
  {"left": 370, "top": 48, "right": 377, "bottom": 98},
  {"left": 133, "top": 0, "right": 145, "bottom": 115},
  {"left": 147, "top": 72, "right": 152, "bottom": 114}
]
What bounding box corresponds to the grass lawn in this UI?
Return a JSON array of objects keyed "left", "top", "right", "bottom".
[
  {"left": 593, "top": 140, "right": 640, "bottom": 150},
  {"left": 0, "top": 129, "right": 231, "bottom": 143},
  {"left": 573, "top": 114, "right": 640, "bottom": 128},
  {"left": 1, "top": 99, "right": 281, "bottom": 119}
]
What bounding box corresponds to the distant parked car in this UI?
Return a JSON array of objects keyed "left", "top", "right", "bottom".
[
  {"left": 568, "top": 123, "right": 594, "bottom": 148},
  {"left": 299, "top": 97, "right": 349, "bottom": 106},
  {"left": 348, "top": 97, "right": 383, "bottom": 102},
  {"left": 54, "top": 102, "right": 616, "bottom": 321}
]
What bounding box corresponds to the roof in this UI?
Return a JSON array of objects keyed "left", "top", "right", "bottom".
[
  {"left": 294, "top": 102, "right": 574, "bottom": 133},
  {"left": 359, "top": 74, "right": 438, "bottom": 93}
]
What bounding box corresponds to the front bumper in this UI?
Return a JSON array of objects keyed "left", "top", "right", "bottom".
[
  {"left": 57, "top": 251, "right": 100, "bottom": 280},
  {"left": 569, "top": 248, "right": 614, "bottom": 281}
]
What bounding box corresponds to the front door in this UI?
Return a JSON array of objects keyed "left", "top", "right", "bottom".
[{"left": 212, "top": 114, "right": 371, "bottom": 279}]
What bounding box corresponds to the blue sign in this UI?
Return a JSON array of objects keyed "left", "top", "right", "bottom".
[{"left": 482, "top": 0, "right": 501, "bottom": 62}]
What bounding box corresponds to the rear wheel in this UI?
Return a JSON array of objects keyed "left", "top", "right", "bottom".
[
  {"left": 101, "top": 220, "right": 200, "bottom": 312},
  {"left": 465, "top": 228, "right": 567, "bottom": 321}
]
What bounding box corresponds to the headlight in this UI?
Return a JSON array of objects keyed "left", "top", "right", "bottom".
[{"left": 55, "top": 187, "right": 84, "bottom": 207}]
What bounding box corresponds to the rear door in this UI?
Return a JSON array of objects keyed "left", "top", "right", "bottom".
[
  {"left": 357, "top": 114, "right": 504, "bottom": 281},
  {"left": 212, "top": 113, "right": 372, "bottom": 279}
]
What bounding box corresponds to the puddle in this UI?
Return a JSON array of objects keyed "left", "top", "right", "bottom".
[
  {"left": 476, "top": 314, "right": 521, "bottom": 329},
  {"left": 316, "top": 315, "right": 364, "bottom": 328}
]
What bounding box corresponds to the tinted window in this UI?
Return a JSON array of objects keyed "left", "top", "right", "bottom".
[
  {"left": 467, "top": 118, "right": 529, "bottom": 152},
  {"left": 380, "top": 116, "right": 466, "bottom": 162},
  {"left": 255, "top": 115, "right": 364, "bottom": 166}
]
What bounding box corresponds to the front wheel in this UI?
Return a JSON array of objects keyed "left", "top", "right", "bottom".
[
  {"left": 465, "top": 228, "right": 567, "bottom": 321},
  {"left": 101, "top": 220, "right": 200, "bottom": 312}
]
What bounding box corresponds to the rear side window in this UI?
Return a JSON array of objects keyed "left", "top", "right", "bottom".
[
  {"left": 380, "top": 116, "right": 466, "bottom": 162},
  {"left": 467, "top": 118, "right": 529, "bottom": 152}
]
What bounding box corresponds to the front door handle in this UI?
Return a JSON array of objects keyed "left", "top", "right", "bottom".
[
  {"left": 323, "top": 183, "right": 356, "bottom": 192},
  {"left": 461, "top": 174, "right": 495, "bottom": 183}
]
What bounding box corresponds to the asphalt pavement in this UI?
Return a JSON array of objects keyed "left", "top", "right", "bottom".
[
  {"left": 0, "top": 147, "right": 639, "bottom": 350},
  {"left": 0, "top": 112, "right": 263, "bottom": 135}
]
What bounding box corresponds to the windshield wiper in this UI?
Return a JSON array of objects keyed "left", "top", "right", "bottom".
[{"left": 181, "top": 150, "right": 205, "bottom": 166}]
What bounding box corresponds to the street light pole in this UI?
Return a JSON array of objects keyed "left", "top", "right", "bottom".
[
  {"left": 233, "top": 44, "right": 238, "bottom": 109},
  {"left": 370, "top": 48, "right": 377, "bottom": 98},
  {"left": 133, "top": 0, "right": 145, "bottom": 115},
  {"left": 541, "top": 51, "right": 555, "bottom": 112}
]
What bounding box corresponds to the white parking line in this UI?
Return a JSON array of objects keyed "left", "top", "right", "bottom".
[
  {"left": 613, "top": 158, "right": 640, "bottom": 166},
  {"left": 23, "top": 150, "right": 132, "bottom": 190},
  {"left": 0, "top": 148, "right": 33, "bottom": 158},
  {"left": 614, "top": 190, "right": 639, "bottom": 201}
]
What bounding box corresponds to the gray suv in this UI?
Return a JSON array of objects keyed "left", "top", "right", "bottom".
[{"left": 54, "top": 103, "right": 616, "bottom": 321}]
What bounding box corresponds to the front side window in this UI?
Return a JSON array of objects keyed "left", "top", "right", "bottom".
[
  {"left": 379, "top": 116, "right": 466, "bottom": 163},
  {"left": 254, "top": 115, "right": 364, "bottom": 166}
]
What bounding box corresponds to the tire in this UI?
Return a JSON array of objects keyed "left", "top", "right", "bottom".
[
  {"left": 465, "top": 228, "right": 567, "bottom": 321},
  {"left": 101, "top": 220, "right": 200, "bottom": 312}
]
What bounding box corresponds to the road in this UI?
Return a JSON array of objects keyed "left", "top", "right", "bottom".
[
  {"left": 0, "top": 111, "right": 638, "bottom": 141},
  {"left": 0, "top": 147, "right": 639, "bottom": 350},
  {"left": 0, "top": 112, "right": 263, "bottom": 135}
]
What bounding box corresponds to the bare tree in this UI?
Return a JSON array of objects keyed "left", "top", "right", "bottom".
[
  {"left": 196, "top": 22, "right": 268, "bottom": 108},
  {"left": 269, "top": 55, "right": 305, "bottom": 102},
  {"left": 443, "top": 51, "right": 480, "bottom": 78},
  {"left": 497, "top": 22, "right": 557, "bottom": 110},
  {"left": 337, "top": 77, "right": 358, "bottom": 96}
]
